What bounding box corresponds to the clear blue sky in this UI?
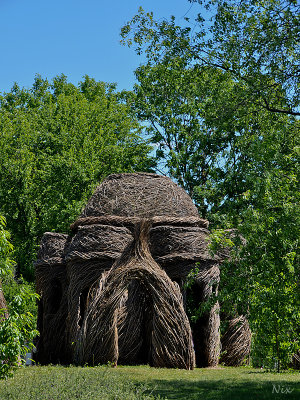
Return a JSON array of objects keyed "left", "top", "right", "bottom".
[{"left": 0, "top": 0, "right": 199, "bottom": 94}]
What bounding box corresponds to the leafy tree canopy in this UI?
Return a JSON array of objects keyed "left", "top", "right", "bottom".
[
  {"left": 121, "top": 1, "right": 299, "bottom": 369},
  {"left": 0, "top": 74, "right": 155, "bottom": 280},
  {"left": 121, "top": 4, "right": 299, "bottom": 219},
  {"left": 122, "top": 0, "right": 300, "bottom": 116},
  {"left": 190, "top": 0, "right": 300, "bottom": 116}
]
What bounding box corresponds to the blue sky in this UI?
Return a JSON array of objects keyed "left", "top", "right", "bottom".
[{"left": 0, "top": 0, "right": 199, "bottom": 94}]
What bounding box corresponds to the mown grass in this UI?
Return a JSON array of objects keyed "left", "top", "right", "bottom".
[
  {"left": 0, "top": 365, "right": 299, "bottom": 400},
  {"left": 0, "top": 365, "right": 162, "bottom": 400}
]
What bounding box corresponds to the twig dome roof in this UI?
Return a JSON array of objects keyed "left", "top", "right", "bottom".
[{"left": 80, "top": 173, "right": 199, "bottom": 219}]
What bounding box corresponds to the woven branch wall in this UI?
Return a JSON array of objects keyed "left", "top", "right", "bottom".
[{"left": 35, "top": 173, "right": 250, "bottom": 368}]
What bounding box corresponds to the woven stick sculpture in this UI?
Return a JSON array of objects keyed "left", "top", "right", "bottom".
[
  {"left": 35, "top": 173, "right": 251, "bottom": 368},
  {"left": 75, "top": 220, "right": 195, "bottom": 369},
  {"left": 220, "top": 316, "right": 252, "bottom": 366},
  {"left": 188, "top": 263, "right": 221, "bottom": 367}
]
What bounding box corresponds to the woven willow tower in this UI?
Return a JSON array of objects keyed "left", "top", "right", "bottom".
[{"left": 35, "top": 173, "right": 251, "bottom": 368}]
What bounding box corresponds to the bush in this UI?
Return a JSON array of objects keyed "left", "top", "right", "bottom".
[
  {"left": 0, "top": 215, "right": 38, "bottom": 379},
  {"left": 1, "top": 275, "right": 38, "bottom": 322}
]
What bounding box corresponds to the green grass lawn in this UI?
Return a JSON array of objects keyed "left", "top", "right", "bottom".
[{"left": 0, "top": 365, "right": 299, "bottom": 400}]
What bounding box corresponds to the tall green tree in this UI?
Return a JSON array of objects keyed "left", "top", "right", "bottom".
[
  {"left": 0, "top": 75, "right": 155, "bottom": 280},
  {"left": 189, "top": 0, "right": 300, "bottom": 116},
  {"left": 210, "top": 116, "right": 300, "bottom": 369},
  {"left": 121, "top": 6, "right": 298, "bottom": 219},
  {"left": 122, "top": 0, "right": 300, "bottom": 116},
  {"left": 127, "top": 61, "right": 239, "bottom": 217},
  {"left": 121, "top": 2, "right": 299, "bottom": 368}
]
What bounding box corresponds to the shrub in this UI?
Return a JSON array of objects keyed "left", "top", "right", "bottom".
[{"left": 0, "top": 215, "right": 38, "bottom": 379}]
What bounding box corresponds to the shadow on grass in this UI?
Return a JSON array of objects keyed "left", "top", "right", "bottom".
[{"left": 149, "top": 378, "right": 300, "bottom": 400}]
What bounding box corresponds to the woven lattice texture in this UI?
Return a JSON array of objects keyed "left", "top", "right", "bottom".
[
  {"left": 117, "top": 281, "right": 149, "bottom": 365},
  {"left": 35, "top": 233, "right": 69, "bottom": 364},
  {"left": 150, "top": 226, "right": 211, "bottom": 262},
  {"left": 220, "top": 316, "right": 252, "bottom": 366},
  {"left": 291, "top": 352, "right": 300, "bottom": 369},
  {"left": 74, "top": 221, "right": 195, "bottom": 369},
  {"left": 66, "top": 224, "right": 133, "bottom": 262},
  {"left": 35, "top": 232, "right": 69, "bottom": 266},
  {"left": 34, "top": 172, "right": 251, "bottom": 369},
  {"left": 191, "top": 264, "right": 221, "bottom": 367},
  {"left": 79, "top": 173, "right": 200, "bottom": 219}
]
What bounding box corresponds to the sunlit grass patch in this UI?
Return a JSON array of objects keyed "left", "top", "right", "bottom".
[
  {"left": 0, "top": 365, "right": 299, "bottom": 400},
  {"left": 0, "top": 364, "right": 162, "bottom": 400}
]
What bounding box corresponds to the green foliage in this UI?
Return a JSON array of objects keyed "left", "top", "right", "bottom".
[
  {"left": 0, "top": 216, "right": 14, "bottom": 277},
  {"left": 1, "top": 275, "right": 38, "bottom": 322},
  {"left": 210, "top": 160, "right": 300, "bottom": 370},
  {"left": 184, "top": 264, "right": 219, "bottom": 323},
  {"left": 190, "top": 0, "right": 300, "bottom": 116},
  {"left": 183, "top": 266, "right": 203, "bottom": 323},
  {"left": 0, "top": 216, "right": 38, "bottom": 380},
  {"left": 122, "top": 1, "right": 300, "bottom": 116},
  {"left": 126, "top": 60, "right": 239, "bottom": 216},
  {"left": 0, "top": 291, "right": 39, "bottom": 379},
  {"left": 121, "top": 2, "right": 300, "bottom": 370},
  {"left": 0, "top": 74, "right": 155, "bottom": 280},
  {"left": 208, "top": 229, "right": 235, "bottom": 256},
  {"left": 121, "top": 6, "right": 299, "bottom": 217}
]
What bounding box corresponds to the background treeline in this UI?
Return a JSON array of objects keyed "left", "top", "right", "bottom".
[
  {"left": 0, "top": 0, "right": 299, "bottom": 375},
  {"left": 0, "top": 75, "right": 155, "bottom": 280}
]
